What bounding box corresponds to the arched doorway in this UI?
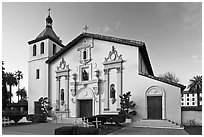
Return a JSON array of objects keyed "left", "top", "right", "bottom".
[
  {"left": 145, "top": 86, "right": 166, "bottom": 119},
  {"left": 76, "top": 87, "right": 95, "bottom": 118}
]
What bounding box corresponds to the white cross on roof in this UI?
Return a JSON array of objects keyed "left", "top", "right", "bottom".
[{"left": 84, "top": 25, "right": 89, "bottom": 33}]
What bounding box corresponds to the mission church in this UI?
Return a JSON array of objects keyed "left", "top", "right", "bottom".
[{"left": 28, "top": 11, "right": 185, "bottom": 124}]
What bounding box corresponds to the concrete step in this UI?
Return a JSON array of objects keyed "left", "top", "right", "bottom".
[
  {"left": 130, "top": 119, "right": 184, "bottom": 129},
  {"left": 50, "top": 117, "right": 83, "bottom": 124}
]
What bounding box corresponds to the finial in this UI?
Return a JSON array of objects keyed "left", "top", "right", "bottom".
[
  {"left": 112, "top": 46, "right": 115, "bottom": 51},
  {"left": 83, "top": 25, "right": 89, "bottom": 33},
  {"left": 48, "top": 8, "right": 51, "bottom": 16}
]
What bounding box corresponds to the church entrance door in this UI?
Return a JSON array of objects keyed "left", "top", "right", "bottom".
[
  {"left": 147, "top": 96, "right": 162, "bottom": 119},
  {"left": 79, "top": 99, "right": 92, "bottom": 118}
]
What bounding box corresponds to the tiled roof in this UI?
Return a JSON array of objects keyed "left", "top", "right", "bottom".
[
  {"left": 82, "top": 33, "right": 145, "bottom": 46},
  {"left": 139, "top": 72, "right": 186, "bottom": 90},
  {"left": 46, "top": 32, "right": 153, "bottom": 75},
  {"left": 28, "top": 27, "right": 64, "bottom": 47},
  {"left": 36, "top": 27, "right": 60, "bottom": 41}
]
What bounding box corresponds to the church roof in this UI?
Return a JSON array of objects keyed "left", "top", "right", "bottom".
[
  {"left": 36, "top": 27, "right": 60, "bottom": 41},
  {"left": 139, "top": 72, "right": 186, "bottom": 90},
  {"left": 28, "top": 27, "right": 64, "bottom": 47},
  {"left": 45, "top": 32, "right": 154, "bottom": 75},
  {"left": 28, "top": 14, "right": 64, "bottom": 47}
]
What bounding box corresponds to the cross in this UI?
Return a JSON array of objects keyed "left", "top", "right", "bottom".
[
  {"left": 92, "top": 117, "right": 101, "bottom": 129},
  {"left": 84, "top": 25, "right": 89, "bottom": 33},
  {"left": 48, "top": 8, "right": 51, "bottom": 15}
]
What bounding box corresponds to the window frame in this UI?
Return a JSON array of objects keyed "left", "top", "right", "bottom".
[
  {"left": 53, "top": 44, "right": 56, "bottom": 55},
  {"left": 33, "top": 44, "right": 37, "bottom": 56},
  {"left": 40, "top": 42, "right": 44, "bottom": 54},
  {"left": 36, "top": 69, "right": 40, "bottom": 79}
]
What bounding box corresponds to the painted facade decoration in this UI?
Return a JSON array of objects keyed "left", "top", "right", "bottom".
[{"left": 27, "top": 13, "right": 186, "bottom": 124}]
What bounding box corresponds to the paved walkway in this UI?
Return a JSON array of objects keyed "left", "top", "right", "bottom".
[
  {"left": 2, "top": 119, "right": 189, "bottom": 135},
  {"left": 108, "top": 126, "right": 189, "bottom": 135},
  {"left": 2, "top": 123, "right": 72, "bottom": 135},
  {"left": 2, "top": 123, "right": 189, "bottom": 135}
]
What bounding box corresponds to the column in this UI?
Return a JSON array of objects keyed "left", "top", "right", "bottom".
[
  {"left": 117, "top": 67, "right": 122, "bottom": 110},
  {"left": 65, "top": 75, "right": 69, "bottom": 114},
  {"left": 56, "top": 76, "right": 60, "bottom": 110},
  {"left": 104, "top": 69, "right": 109, "bottom": 111}
]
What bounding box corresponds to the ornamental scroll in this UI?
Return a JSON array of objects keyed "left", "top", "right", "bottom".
[
  {"left": 104, "top": 46, "right": 122, "bottom": 62},
  {"left": 57, "top": 57, "right": 69, "bottom": 70}
]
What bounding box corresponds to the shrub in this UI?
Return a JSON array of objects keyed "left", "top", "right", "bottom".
[
  {"left": 26, "top": 114, "right": 47, "bottom": 123},
  {"left": 9, "top": 116, "right": 24, "bottom": 123},
  {"left": 2, "top": 110, "right": 27, "bottom": 123},
  {"left": 99, "top": 114, "right": 126, "bottom": 125},
  {"left": 54, "top": 126, "right": 74, "bottom": 135},
  {"left": 181, "top": 106, "right": 202, "bottom": 111},
  {"left": 86, "top": 115, "right": 107, "bottom": 125},
  {"left": 112, "top": 115, "right": 126, "bottom": 125},
  {"left": 119, "top": 92, "right": 136, "bottom": 119},
  {"left": 77, "top": 127, "right": 99, "bottom": 135},
  {"left": 54, "top": 126, "right": 99, "bottom": 135}
]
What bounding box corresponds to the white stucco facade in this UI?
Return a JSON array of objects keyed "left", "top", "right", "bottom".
[{"left": 28, "top": 14, "right": 185, "bottom": 124}]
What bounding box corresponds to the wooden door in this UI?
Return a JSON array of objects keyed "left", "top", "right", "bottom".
[
  {"left": 79, "top": 100, "right": 92, "bottom": 118},
  {"left": 147, "top": 96, "right": 162, "bottom": 119}
]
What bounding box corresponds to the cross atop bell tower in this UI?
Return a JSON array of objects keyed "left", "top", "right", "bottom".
[
  {"left": 46, "top": 8, "right": 53, "bottom": 28},
  {"left": 48, "top": 8, "right": 51, "bottom": 15}
]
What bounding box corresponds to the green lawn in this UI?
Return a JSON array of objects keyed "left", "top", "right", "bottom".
[{"left": 184, "top": 126, "right": 202, "bottom": 135}]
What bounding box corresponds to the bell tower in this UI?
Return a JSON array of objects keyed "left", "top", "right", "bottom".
[{"left": 28, "top": 9, "right": 64, "bottom": 114}]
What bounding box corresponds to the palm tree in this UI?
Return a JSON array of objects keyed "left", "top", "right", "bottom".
[
  {"left": 19, "top": 87, "right": 27, "bottom": 101},
  {"left": 15, "top": 70, "right": 23, "bottom": 101},
  {"left": 188, "top": 76, "right": 202, "bottom": 107},
  {"left": 2, "top": 61, "right": 9, "bottom": 109},
  {"left": 6, "top": 72, "right": 18, "bottom": 103},
  {"left": 158, "top": 72, "right": 179, "bottom": 83},
  {"left": 16, "top": 90, "right": 21, "bottom": 102}
]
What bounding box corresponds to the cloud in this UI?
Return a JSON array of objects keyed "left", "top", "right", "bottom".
[
  {"left": 95, "top": 21, "right": 120, "bottom": 34},
  {"left": 115, "top": 21, "right": 120, "bottom": 28},
  {"left": 192, "top": 55, "right": 198, "bottom": 59},
  {"left": 103, "top": 26, "right": 111, "bottom": 33},
  {"left": 158, "top": 3, "right": 201, "bottom": 30}
]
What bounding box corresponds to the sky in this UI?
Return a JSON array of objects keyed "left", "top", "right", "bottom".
[{"left": 2, "top": 2, "right": 202, "bottom": 102}]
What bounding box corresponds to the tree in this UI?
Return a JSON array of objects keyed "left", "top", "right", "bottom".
[
  {"left": 2, "top": 61, "right": 9, "bottom": 109},
  {"left": 16, "top": 87, "right": 27, "bottom": 102},
  {"left": 188, "top": 76, "right": 202, "bottom": 107},
  {"left": 119, "top": 91, "right": 136, "bottom": 118},
  {"left": 15, "top": 70, "right": 23, "bottom": 101},
  {"left": 158, "top": 72, "right": 179, "bottom": 83},
  {"left": 6, "top": 72, "right": 18, "bottom": 103},
  {"left": 38, "top": 97, "right": 53, "bottom": 116}
]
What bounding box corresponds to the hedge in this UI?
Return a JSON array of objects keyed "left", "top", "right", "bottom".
[
  {"left": 26, "top": 114, "right": 47, "bottom": 123},
  {"left": 181, "top": 106, "right": 202, "bottom": 111},
  {"left": 54, "top": 126, "right": 99, "bottom": 135},
  {"left": 2, "top": 110, "right": 27, "bottom": 123}
]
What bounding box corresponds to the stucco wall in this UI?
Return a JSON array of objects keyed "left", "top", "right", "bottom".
[
  {"left": 49, "top": 37, "right": 182, "bottom": 124},
  {"left": 131, "top": 74, "right": 182, "bottom": 124},
  {"left": 49, "top": 37, "right": 139, "bottom": 116},
  {"left": 28, "top": 39, "right": 62, "bottom": 114},
  {"left": 182, "top": 111, "right": 202, "bottom": 126},
  {"left": 28, "top": 58, "right": 49, "bottom": 114}
]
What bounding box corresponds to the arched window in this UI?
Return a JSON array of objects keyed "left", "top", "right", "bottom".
[
  {"left": 53, "top": 44, "right": 56, "bottom": 55},
  {"left": 82, "top": 69, "right": 89, "bottom": 81},
  {"left": 33, "top": 44, "right": 36, "bottom": 56},
  {"left": 83, "top": 50, "right": 87, "bottom": 60},
  {"left": 40, "top": 42, "right": 44, "bottom": 54},
  {"left": 61, "top": 89, "right": 64, "bottom": 102}
]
